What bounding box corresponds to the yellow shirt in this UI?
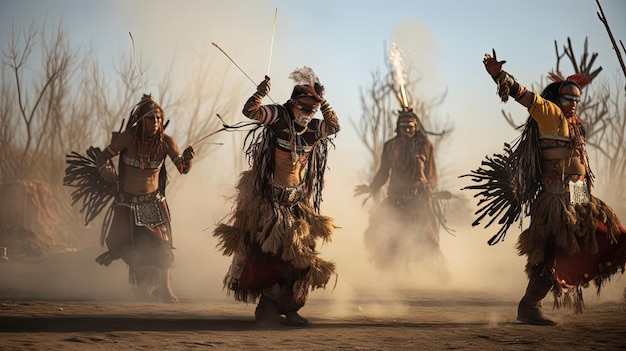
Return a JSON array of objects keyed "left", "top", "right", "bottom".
[{"left": 528, "top": 93, "right": 569, "bottom": 138}]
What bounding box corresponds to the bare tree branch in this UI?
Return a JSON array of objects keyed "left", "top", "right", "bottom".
[{"left": 596, "top": 0, "right": 626, "bottom": 91}]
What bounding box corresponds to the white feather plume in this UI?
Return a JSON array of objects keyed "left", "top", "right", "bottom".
[
  {"left": 289, "top": 66, "right": 320, "bottom": 86},
  {"left": 388, "top": 42, "right": 409, "bottom": 109}
]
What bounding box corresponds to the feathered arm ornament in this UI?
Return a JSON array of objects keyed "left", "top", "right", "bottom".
[
  {"left": 460, "top": 118, "right": 542, "bottom": 245},
  {"left": 64, "top": 146, "right": 117, "bottom": 245}
]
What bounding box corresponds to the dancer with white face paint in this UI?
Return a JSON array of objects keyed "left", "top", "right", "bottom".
[{"left": 213, "top": 67, "right": 340, "bottom": 326}]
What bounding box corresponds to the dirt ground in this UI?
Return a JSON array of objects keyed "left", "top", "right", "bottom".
[
  {"left": 1, "top": 297, "right": 625, "bottom": 351},
  {"left": 1, "top": 246, "right": 626, "bottom": 351}
]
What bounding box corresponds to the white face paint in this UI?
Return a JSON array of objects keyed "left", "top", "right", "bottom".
[
  {"left": 295, "top": 112, "right": 313, "bottom": 127},
  {"left": 559, "top": 84, "right": 581, "bottom": 118},
  {"left": 292, "top": 99, "right": 317, "bottom": 127}
]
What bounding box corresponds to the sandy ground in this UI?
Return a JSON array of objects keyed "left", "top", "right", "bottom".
[
  {"left": 1, "top": 246, "right": 626, "bottom": 351},
  {"left": 1, "top": 297, "right": 626, "bottom": 351}
]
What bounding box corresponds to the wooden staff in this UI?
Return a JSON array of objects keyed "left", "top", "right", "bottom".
[{"left": 596, "top": 0, "right": 626, "bottom": 92}]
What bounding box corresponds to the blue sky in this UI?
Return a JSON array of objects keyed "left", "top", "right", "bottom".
[
  {"left": 2, "top": 0, "right": 626, "bottom": 296},
  {"left": 2, "top": 0, "right": 624, "bottom": 179}
]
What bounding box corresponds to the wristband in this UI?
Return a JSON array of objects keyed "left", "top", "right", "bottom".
[
  {"left": 321, "top": 100, "right": 332, "bottom": 113},
  {"left": 104, "top": 145, "right": 118, "bottom": 157}
]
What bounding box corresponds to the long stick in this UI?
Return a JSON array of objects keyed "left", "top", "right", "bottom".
[
  {"left": 190, "top": 127, "right": 225, "bottom": 147},
  {"left": 129, "top": 32, "right": 146, "bottom": 93},
  {"left": 189, "top": 114, "right": 227, "bottom": 146},
  {"left": 212, "top": 42, "right": 256, "bottom": 86},
  {"left": 212, "top": 42, "right": 276, "bottom": 103},
  {"left": 267, "top": 8, "right": 278, "bottom": 76},
  {"left": 596, "top": 0, "right": 626, "bottom": 92}
]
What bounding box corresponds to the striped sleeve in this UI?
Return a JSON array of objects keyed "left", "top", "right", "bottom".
[
  {"left": 242, "top": 92, "right": 279, "bottom": 125},
  {"left": 320, "top": 100, "right": 340, "bottom": 136}
]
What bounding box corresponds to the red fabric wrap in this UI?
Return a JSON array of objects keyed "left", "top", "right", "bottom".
[
  {"left": 238, "top": 255, "right": 287, "bottom": 289},
  {"left": 554, "top": 222, "right": 626, "bottom": 288}
]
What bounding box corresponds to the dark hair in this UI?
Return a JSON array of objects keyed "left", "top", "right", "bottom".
[{"left": 540, "top": 81, "right": 581, "bottom": 106}]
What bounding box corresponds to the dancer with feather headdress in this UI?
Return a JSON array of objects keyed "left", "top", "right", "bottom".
[
  {"left": 354, "top": 109, "right": 446, "bottom": 273},
  {"left": 462, "top": 49, "right": 626, "bottom": 325},
  {"left": 213, "top": 67, "right": 340, "bottom": 326},
  {"left": 354, "top": 43, "right": 449, "bottom": 276}
]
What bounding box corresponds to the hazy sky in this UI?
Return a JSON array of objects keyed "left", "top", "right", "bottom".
[
  {"left": 2, "top": 0, "right": 624, "bottom": 176},
  {"left": 2, "top": 0, "right": 626, "bottom": 303}
]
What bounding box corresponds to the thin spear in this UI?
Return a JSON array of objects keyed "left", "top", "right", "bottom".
[
  {"left": 212, "top": 42, "right": 276, "bottom": 103},
  {"left": 267, "top": 8, "right": 278, "bottom": 76}
]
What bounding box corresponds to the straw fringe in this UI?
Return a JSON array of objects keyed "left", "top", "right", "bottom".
[
  {"left": 213, "top": 223, "right": 246, "bottom": 256},
  {"left": 306, "top": 258, "right": 336, "bottom": 290},
  {"left": 213, "top": 165, "right": 337, "bottom": 299},
  {"left": 518, "top": 193, "right": 624, "bottom": 276}
]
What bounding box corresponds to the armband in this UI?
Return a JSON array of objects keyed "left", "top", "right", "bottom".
[
  {"left": 172, "top": 154, "right": 183, "bottom": 165},
  {"left": 104, "top": 145, "right": 118, "bottom": 157},
  {"left": 321, "top": 100, "right": 333, "bottom": 114},
  {"left": 493, "top": 71, "right": 526, "bottom": 103}
]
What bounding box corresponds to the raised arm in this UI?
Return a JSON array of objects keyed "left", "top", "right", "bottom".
[
  {"left": 483, "top": 49, "right": 533, "bottom": 108},
  {"left": 242, "top": 75, "right": 278, "bottom": 125},
  {"left": 320, "top": 99, "right": 340, "bottom": 136}
]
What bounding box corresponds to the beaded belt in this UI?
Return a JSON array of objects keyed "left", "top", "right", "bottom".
[
  {"left": 542, "top": 173, "right": 589, "bottom": 204},
  {"left": 271, "top": 182, "right": 305, "bottom": 206},
  {"left": 118, "top": 191, "right": 167, "bottom": 226}
]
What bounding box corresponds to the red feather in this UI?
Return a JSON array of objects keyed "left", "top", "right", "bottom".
[
  {"left": 547, "top": 71, "right": 592, "bottom": 89},
  {"left": 548, "top": 71, "right": 564, "bottom": 82},
  {"left": 566, "top": 73, "right": 592, "bottom": 89}
]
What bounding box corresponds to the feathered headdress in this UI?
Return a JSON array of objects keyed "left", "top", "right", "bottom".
[
  {"left": 289, "top": 66, "right": 320, "bottom": 86},
  {"left": 289, "top": 66, "right": 325, "bottom": 101},
  {"left": 547, "top": 71, "right": 592, "bottom": 89},
  {"left": 388, "top": 42, "right": 410, "bottom": 111}
]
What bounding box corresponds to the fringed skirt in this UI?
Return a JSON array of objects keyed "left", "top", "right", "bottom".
[
  {"left": 517, "top": 190, "right": 626, "bottom": 310},
  {"left": 96, "top": 191, "right": 174, "bottom": 286},
  {"left": 213, "top": 171, "right": 336, "bottom": 303}
]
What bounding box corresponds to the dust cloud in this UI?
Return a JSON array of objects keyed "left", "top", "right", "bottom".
[
  {"left": 2, "top": 118, "right": 625, "bottom": 320},
  {"left": 1, "top": 4, "right": 625, "bottom": 322}
]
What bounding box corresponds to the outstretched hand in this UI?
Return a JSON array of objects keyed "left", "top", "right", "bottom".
[
  {"left": 483, "top": 49, "right": 506, "bottom": 77},
  {"left": 257, "top": 75, "right": 271, "bottom": 95},
  {"left": 354, "top": 184, "right": 371, "bottom": 197}
]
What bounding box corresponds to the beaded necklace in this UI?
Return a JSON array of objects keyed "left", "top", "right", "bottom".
[{"left": 289, "top": 119, "right": 308, "bottom": 164}]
